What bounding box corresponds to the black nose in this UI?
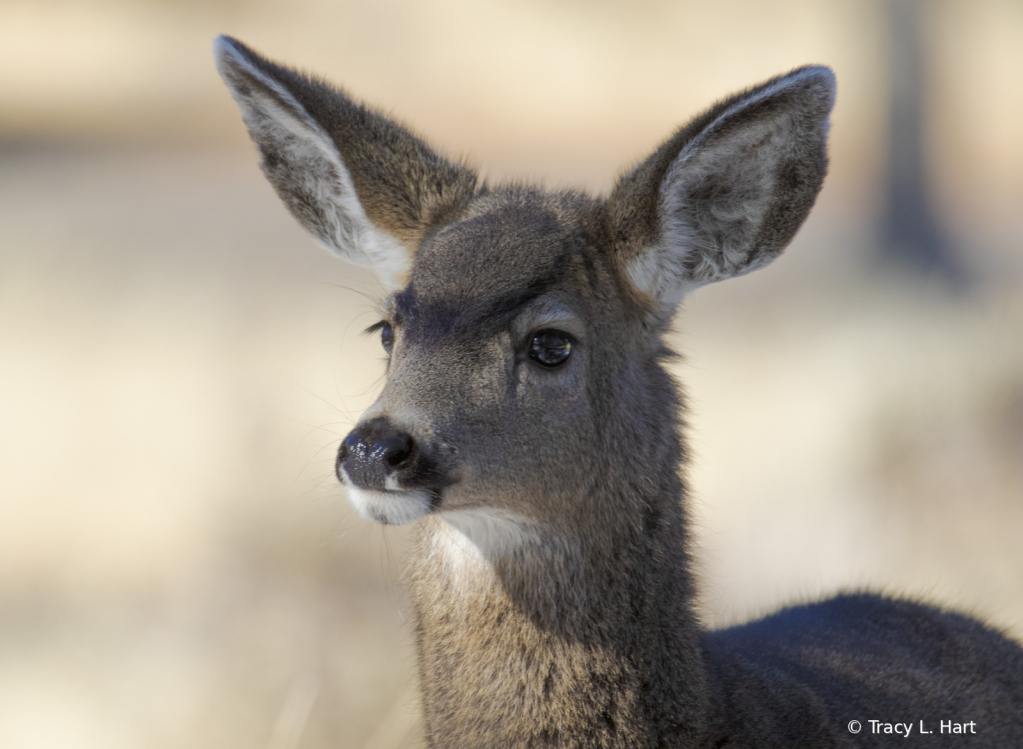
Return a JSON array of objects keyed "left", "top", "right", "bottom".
[{"left": 337, "top": 418, "right": 416, "bottom": 489}]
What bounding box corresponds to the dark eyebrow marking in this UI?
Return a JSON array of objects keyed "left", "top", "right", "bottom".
[
  {"left": 479, "top": 273, "right": 558, "bottom": 327},
  {"left": 393, "top": 244, "right": 588, "bottom": 342},
  {"left": 483, "top": 239, "right": 590, "bottom": 323},
  {"left": 393, "top": 284, "right": 418, "bottom": 323},
  {"left": 363, "top": 319, "right": 389, "bottom": 335},
  {"left": 439, "top": 266, "right": 571, "bottom": 342}
]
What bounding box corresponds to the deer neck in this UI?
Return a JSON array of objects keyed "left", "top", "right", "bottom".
[{"left": 407, "top": 475, "right": 708, "bottom": 748}]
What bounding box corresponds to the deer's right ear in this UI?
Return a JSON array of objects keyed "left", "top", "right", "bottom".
[
  {"left": 605, "top": 66, "right": 835, "bottom": 317},
  {"left": 214, "top": 36, "right": 477, "bottom": 289}
]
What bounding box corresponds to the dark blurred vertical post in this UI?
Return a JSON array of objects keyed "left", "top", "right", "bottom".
[{"left": 882, "top": 0, "right": 963, "bottom": 282}]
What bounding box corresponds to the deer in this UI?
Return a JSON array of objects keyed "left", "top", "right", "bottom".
[{"left": 214, "top": 36, "right": 1023, "bottom": 748}]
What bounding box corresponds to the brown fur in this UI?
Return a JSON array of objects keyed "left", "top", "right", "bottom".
[{"left": 215, "top": 36, "right": 1023, "bottom": 748}]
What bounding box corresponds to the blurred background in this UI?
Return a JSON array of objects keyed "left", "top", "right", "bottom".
[{"left": 1, "top": 0, "right": 1021, "bottom": 747}]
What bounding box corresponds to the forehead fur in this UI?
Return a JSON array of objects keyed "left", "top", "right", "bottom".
[{"left": 400, "top": 187, "right": 605, "bottom": 333}]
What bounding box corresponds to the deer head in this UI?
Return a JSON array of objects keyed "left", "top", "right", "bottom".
[{"left": 215, "top": 35, "right": 834, "bottom": 559}]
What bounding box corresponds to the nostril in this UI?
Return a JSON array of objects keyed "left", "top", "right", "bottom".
[
  {"left": 338, "top": 432, "right": 363, "bottom": 463},
  {"left": 378, "top": 433, "right": 415, "bottom": 469}
]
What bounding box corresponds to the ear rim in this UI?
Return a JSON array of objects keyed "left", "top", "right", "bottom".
[
  {"left": 214, "top": 35, "right": 319, "bottom": 138},
  {"left": 608, "top": 65, "right": 836, "bottom": 315},
  {"left": 214, "top": 35, "right": 413, "bottom": 289}
]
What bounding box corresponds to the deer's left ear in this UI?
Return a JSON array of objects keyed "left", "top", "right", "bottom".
[{"left": 605, "top": 66, "right": 835, "bottom": 315}]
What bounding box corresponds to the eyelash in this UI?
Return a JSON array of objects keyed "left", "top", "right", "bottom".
[{"left": 366, "top": 320, "right": 394, "bottom": 355}]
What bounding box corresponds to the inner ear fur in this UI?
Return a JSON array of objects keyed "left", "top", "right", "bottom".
[
  {"left": 214, "top": 36, "right": 478, "bottom": 287},
  {"left": 605, "top": 66, "right": 836, "bottom": 314}
]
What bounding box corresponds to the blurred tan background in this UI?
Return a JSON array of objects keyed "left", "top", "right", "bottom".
[{"left": 1, "top": 1, "right": 1021, "bottom": 747}]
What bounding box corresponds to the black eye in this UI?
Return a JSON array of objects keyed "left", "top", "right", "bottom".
[
  {"left": 528, "top": 329, "right": 573, "bottom": 368},
  {"left": 380, "top": 322, "right": 394, "bottom": 354}
]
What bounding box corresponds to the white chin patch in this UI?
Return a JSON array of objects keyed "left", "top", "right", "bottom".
[
  {"left": 346, "top": 485, "right": 432, "bottom": 525},
  {"left": 434, "top": 510, "right": 538, "bottom": 560}
]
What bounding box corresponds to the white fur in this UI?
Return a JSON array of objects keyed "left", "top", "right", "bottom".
[
  {"left": 214, "top": 38, "right": 410, "bottom": 289},
  {"left": 626, "top": 248, "right": 697, "bottom": 312},
  {"left": 345, "top": 485, "right": 432, "bottom": 525},
  {"left": 441, "top": 509, "right": 539, "bottom": 559},
  {"left": 627, "top": 117, "right": 784, "bottom": 311},
  {"left": 426, "top": 510, "right": 540, "bottom": 585},
  {"left": 627, "top": 67, "right": 829, "bottom": 312}
]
